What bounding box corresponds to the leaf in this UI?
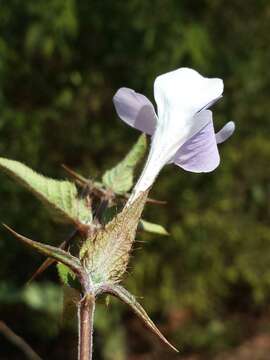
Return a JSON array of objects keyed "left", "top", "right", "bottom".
[
  {"left": 0, "top": 157, "right": 92, "bottom": 225},
  {"left": 57, "top": 263, "right": 80, "bottom": 290},
  {"left": 102, "top": 134, "right": 147, "bottom": 194},
  {"left": 3, "top": 224, "right": 82, "bottom": 275},
  {"left": 104, "top": 284, "right": 179, "bottom": 353},
  {"left": 80, "top": 190, "right": 149, "bottom": 283},
  {"left": 139, "top": 220, "right": 169, "bottom": 235},
  {"left": 57, "top": 263, "right": 75, "bottom": 284}
]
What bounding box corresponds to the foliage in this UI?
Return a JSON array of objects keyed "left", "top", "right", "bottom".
[
  {"left": 0, "top": 1, "right": 270, "bottom": 359},
  {"left": 102, "top": 134, "right": 147, "bottom": 194},
  {"left": 0, "top": 157, "right": 92, "bottom": 225},
  {"left": 139, "top": 219, "right": 169, "bottom": 236}
]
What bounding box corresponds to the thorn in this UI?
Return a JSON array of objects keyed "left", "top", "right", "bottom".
[
  {"left": 2, "top": 223, "right": 38, "bottom": 250},
  {"left": 146, "top": 197, "right": 167, "bottom": 205},
  {"left": 2, "top": 223, "right": 19, "bottom": 237},
  {"left": 123, "top": 194, "right": 167, "bottom": 205},
  {"left": 61, "top": 164, "right": 88, "bottom": 186},
  {"left": 27, "top": 258, "right": 55, "bottom": 285},
  {"left": 27, "top": 229, "right": 78, "bottom": 284}
]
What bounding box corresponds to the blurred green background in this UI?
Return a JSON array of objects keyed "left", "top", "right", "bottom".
[{"left": 0, "top": 0, "right": 270, "bottom": 359}]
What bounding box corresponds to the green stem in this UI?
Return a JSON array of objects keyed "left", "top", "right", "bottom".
[{"left": 78, "top": 293, "right": 95, "bottom": 360}]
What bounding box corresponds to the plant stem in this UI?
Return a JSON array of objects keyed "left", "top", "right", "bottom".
[
  {"left": 0, "top": 321, "right": 42, "bottom": 360},
  {"left": 78, "top": 293, "right": 95, "bottom": 360}
]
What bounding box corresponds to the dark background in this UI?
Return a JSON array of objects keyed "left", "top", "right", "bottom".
[{"left": 0, "top": 0, "right": 270, "bottom": 359}]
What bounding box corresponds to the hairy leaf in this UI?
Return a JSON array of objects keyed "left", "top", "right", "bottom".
[
  {"left": 140, "top": 220, "right": 169, "bottom": 235},
  {"left": 102, "top": 134, "right": 147, "bottom": 194},
  {"left": 0, "top": 157, "right": 92, "bottom": 225},
  {"left": 105, "top": 284, "right": 178, "bottom": 353}
]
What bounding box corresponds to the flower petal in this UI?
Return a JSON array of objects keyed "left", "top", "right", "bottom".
[
  {"left": 215, "top": 121, "right": 235, "bottom": 144},
  {"left": 196, "top": 95, "right": 223, "bottom": 114},
  {"left": 113, "top": 87, "right": 157, "bottom": 135},
  {"left": 172, "top": 110, "right": 220, "bottom": 173},
  {"left": 154, "top": 68, "right": 223, "bottom": 118}
]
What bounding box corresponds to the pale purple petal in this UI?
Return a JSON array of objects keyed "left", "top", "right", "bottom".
[
  {"left": 172, "top": 110, "right": 220, "bottom": 173},
  {"left": 215, "top": 121, "right": 235, "bottom": 144},
  {"left": 113, "top": 87, "right": 157, "bottom": 135}
]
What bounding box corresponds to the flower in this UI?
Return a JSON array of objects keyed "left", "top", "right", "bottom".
[{"left": 113, "top": 68, "right": 235, "bottom": 203}]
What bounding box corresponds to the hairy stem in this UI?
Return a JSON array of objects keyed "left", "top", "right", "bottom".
[{"left": 78, "top": 294, "right": 95, "bottom": 360}]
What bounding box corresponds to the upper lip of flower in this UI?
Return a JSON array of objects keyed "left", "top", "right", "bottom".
[
  {"left": 113, "top": 67, "right": 235, "bottom": 200},
  {"left": 154, "top": 68, "right": 224, "bottom": 118}
]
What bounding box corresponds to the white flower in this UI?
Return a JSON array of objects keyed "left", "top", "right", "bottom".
[{"left": 113, "top": 68, "right": 235, "bottom": 203}]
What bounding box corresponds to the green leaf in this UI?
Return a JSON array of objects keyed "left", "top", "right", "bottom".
[
  {"left": 104, "top": 284, "right": 179, "bottom": 353},
  {"left": 57, "top": 263, "right": 80, "bottom": 290},
  {"left": 139, "top": 220, "right": 169, "bottom": 235},
  {"left": 57, "top": 263, "right": 74, "bottom": 285},
  {"left": 102, "top": 134, "right": 147, "bottom": 194},
  {"left": 0, "top": 157, "right": 92, "bottom": 225},
  {"left": 3, "top": 224, "right": 82, "bottom": 275}
]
